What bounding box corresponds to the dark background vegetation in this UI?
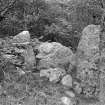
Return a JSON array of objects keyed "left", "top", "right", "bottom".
[{"left": 0, "top": 0, "right": 105, "bottom": 51}]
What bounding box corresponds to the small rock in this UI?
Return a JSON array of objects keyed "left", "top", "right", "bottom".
[
  {"left": 61, "top": 74, "right": 72, "bottom": 87},
  {"left": 73, "top": 81, "right": 82, "bottom": 94},
  {"left": 2, "top": 54, "right": 15, "bottom": 59},
  {"left": 61, "top": 96, "right": 72, "bottom": 105},
  {"left": 16, "top": 67, "right": 25, "bottom": 75},
  {"left": 40, "top": 68, "right": 66, "bottom": 83},
  {"left": 14, "top": 47, "right": 25, "bottom": 53},
  {"left": 13, "top": 31, "right": 30, "bottom": 44},
  {"left": 65, "top": 90, "right": 75, "bottom": 98}
]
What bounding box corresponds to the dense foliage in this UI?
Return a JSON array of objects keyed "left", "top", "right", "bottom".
[{"left": 0, "top": 0, "right": 104, "bottom": 51}]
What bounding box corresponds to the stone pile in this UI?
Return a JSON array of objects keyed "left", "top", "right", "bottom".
[
  {"left": 0, "top": 31, "right": 75, "bottom": 91},
  {"left": 0, "top": 24, "right": 103, "bottom": 104},
  {"left": 0, "top": 31, "right": 36, "bottom": 75},
  {"left": 36, "top": 41, "right": 75, "bottom": 86},
  {"left": 36, "top": 41, "right": 76, "bottom": 104}
]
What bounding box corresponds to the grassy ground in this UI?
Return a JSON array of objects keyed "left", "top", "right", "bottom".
[{"left": 0, "top": 72, "right": 67, "bottom": 105}]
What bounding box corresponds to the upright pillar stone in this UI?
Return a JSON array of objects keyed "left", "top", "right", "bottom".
[{"left": 76, "top": 25, "right": 101, "bottom": 98}]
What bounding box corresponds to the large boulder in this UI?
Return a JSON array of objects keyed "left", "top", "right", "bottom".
[
  {"left": 12, "top": 31, "right": 30, "bottom": 45},
  {"left": 36, "top": 42, "right": 63, "bottom": 59},
  {"left": 36, "top": 42, "right": 74, "bottom": 70}
]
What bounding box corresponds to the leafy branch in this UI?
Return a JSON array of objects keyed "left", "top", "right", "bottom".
[{"left": 0, "top": 0, "right": 17, "bottom": 21}]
